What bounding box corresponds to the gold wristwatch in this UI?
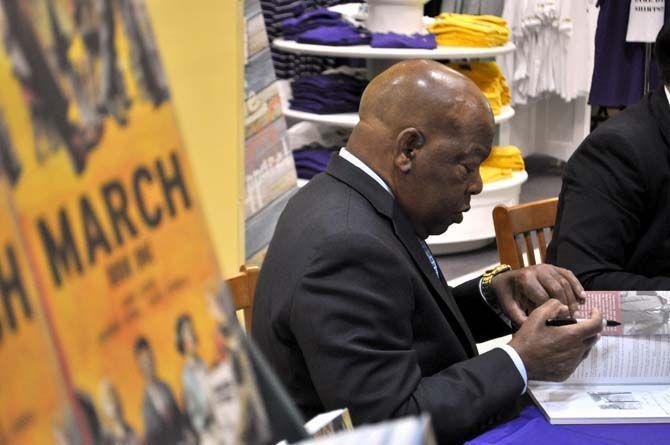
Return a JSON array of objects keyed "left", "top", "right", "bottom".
[{"left": 481, "top": 264, "right": 512, "bottom": 303}]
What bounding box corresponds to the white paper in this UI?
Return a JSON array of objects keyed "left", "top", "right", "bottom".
[
  {"left": 530, "top": 384, "right": 670, "bottom": 424},
  {"left": 564, "top": 336, "right": 670, "bottom": 385},
  {"left": 626, "top": 0, "right": 665, "bottom": 43}
]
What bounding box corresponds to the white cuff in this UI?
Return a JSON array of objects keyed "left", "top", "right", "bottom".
[{"left": 495, "top": 344, "right": 528, "bottom": 394}]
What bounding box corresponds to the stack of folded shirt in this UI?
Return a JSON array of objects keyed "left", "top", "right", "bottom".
[
  {"left": 370, "top": 32, "right": 437, "bottom": 49},
  {"left": 290, "top": 73, "right": 367, "bottom": 114},
  {"left": 447, "top": 61, "right": 511, "bottom": 115},
  {"left": 479, "top": 145, "right": 524, "bottom": 184},
  {"left": 292, "top": 143, "right": 339, "bottom": 179},
  {"left": 428, "top": 13, "right": 509, "bottom": 47},
  {"left": 281, "top": 9, "right": 371, "bottom": 46}
]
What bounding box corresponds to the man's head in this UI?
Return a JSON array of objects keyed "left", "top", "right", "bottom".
[
  {"left": 347, "top": 59, "right": 495, "bottom": 238},
  {"left": 134, "top": 336, "right": 155, "bottom": 381},
  {"left": 656, "top": 23, "right": 670, "bottom": 87}
]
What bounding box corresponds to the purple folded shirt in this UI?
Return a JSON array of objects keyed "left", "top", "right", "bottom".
[
  {"left": 370, "top": 32, "right": 437, "bottom": 49},
  {"left": 292, "top": 148, "right": 336, "bottom": 179},
  {"left": 296, "top": 25, "right": 371, "bottom": 46},
  {"left": 290, "top": 73, "right": 368, "bottom": 114},
  {"left": 281, "top": 9, "right": 344, "bottom": 38}
]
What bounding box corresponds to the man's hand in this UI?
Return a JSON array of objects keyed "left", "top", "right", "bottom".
[
  {"left": 490, "top": 264, "right": 587, "bottom": 326},
  {"left": 508, "top": 299, "right": 603, "bottom": 381}
]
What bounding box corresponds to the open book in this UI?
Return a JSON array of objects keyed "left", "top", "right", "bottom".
[{"left": 529, "top": 291, "right": 670, "bottom": 424}]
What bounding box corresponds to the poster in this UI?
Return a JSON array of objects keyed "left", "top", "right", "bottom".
[
  {"left": 244, "top": 0, "right": 297, "bottom": 261},
  {"left": 0, "top": 176, "right": 79, "bottom": 445},
  {"left": 0, "top": 1, "right": 269, "bottom": 443}
]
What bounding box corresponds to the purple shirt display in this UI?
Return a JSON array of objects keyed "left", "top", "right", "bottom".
[
  {"left": 371, "top": 32, "right": 437, "bottom": 49},
  {"left": 290, "top": 73, "right": 367, "bottom": 114},
  {"left": 281, "top": 9, "right": 344, "bottom": 38},
  {"left": 292, "top": 147, "right": 337, "bottom": 179},
  {"left": 296, "top": 25, "right": 371, "bottom": 46},
  {"left": 466, "top": 406, "right": 670, "bottom": 445}
]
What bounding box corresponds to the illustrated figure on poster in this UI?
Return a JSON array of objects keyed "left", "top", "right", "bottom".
[
  {"left": 98, "top": 379, "right": 140, "bottom": 445},
  {"left": 621, "top": 291, "right": 670, "bottom": 335},
  {"left": 0, "top": 0, "right": 169, "bottom": 175},
  {"left": 117, "top": 0, "right": 169, "bottom": 106},
  {"left": 96, "top": 0, "right": 131, "bottom": 124},
  {"left": 0, "top": 111, "right": 20, "bottom": 185},
  {"left": 134, "top": 336, "right": 196, "bottom": 445},
  {"left": 0, "top": 0, "right": 102, "bottom": 173},
  {"left": 206, "top": 284, "right": 270, "bottom": 445},
  {"left": 176, "top": 313, "right": 226, "bottom": 445}
]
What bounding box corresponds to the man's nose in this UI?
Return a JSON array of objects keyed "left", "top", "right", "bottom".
[{"left": 469, "top": 171, "right": 484, "bottom": 195}]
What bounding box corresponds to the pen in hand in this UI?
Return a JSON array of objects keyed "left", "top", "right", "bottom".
[{"left": 545, "top": 318, "right": 621, "bottom": 328}]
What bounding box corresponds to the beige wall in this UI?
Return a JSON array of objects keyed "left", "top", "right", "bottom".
[{"left": 147, "top": 0, "right": 245, "bottom": 276}]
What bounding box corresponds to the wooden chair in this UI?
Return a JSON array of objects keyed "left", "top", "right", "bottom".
[
  {"left": 226, "top": 265, "right": 260, "bottom": 332},
  {"left": 492, "top": 198, "right": 559, "bottom": 269}
]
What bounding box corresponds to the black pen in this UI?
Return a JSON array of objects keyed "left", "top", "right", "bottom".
[{"left": 545, "top": 318, "right": 621, "bottom": 328}]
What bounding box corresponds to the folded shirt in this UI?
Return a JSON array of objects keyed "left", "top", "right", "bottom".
[
  {"left": 447, "top": 61, "right": 511, "bottom": 114},
  {"left": 296, "top": 24, "right": 371, "bottom": 46},
  {"left": 479, "top": 145, "right": 524, "bottom": 184},
  {"left": 428, "top": 13, "right": 509, "bottom": 47},
  {"left": 281, "top": 9, "right": 344, "bottom": 38},
  {"left": 290, "top": 73, "right": 368, "bottom": 114},
  {"left": 370, "top": 32, "right": 437, "bottom": 49},
  {"left": 292, "top": 145, "right": 338, "bottom": 180}
]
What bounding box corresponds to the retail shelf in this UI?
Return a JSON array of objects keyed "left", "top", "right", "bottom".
[
  {"left": 427, "top": 170, "right": 528, "bottom": 255},
  {"left": 283, "top": 104, "right": 515, "bottom": 128},
  {"left": 283, "top": 108, "right": 359, "bottom": 127},
  {"left": 273, "top": 39, "right": 516, "bottom": 60}
]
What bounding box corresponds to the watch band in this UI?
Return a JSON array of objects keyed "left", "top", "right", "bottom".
[{"left": 481, "top": 264, "right": 512, "bottom": 303}]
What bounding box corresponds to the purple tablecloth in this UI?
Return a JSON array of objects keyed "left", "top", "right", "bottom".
[{"left": 466, "top": 406, "right": 670, "bottom": 445}]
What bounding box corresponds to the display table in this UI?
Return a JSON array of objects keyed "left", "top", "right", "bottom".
[
  {"left": 467, "top": 406, "right": 670, "bottom": 445},
  {"left": 283, "top": 104, "right": 515, "bottom": 129}
]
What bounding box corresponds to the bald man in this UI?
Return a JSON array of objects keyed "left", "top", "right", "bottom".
[{"left": 253, "top": 60, "right": 602, "bottom": 444}]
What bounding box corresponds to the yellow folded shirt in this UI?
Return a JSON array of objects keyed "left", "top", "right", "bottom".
[
  {"left": 481, "top": 145, "right": 525, "bottom": 171},
  {"left": 479, "top": 165, "right": 513, "bottom": 184},
  {"left": 447, "top": 62, "right": 511, "bottom": 114},
  {"left": 429, "top": 13, "right": 510, "bottom": 47}
]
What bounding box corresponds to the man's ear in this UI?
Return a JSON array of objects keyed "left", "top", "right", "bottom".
[{"left": 394, "top": 128, "right": 425, "bottom": 173}]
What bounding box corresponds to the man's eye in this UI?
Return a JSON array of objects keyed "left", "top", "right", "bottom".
[{"left": 462, "top": 164, "right": 475, "bottom": 174}]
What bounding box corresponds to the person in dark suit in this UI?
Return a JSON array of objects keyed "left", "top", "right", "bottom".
[
  {"left": 134, "top": 337, "right": 195, "bottom": 445},
  {"left": 253, "top": 59, "right": 603, "bottom": 444},
  {"left": 547, "top": 24, "right": 670, "bottom": 290}
]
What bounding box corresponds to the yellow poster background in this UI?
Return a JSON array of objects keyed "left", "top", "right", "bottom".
[{"left": 0, "top": 179, "right": 72, "bottom": 445}]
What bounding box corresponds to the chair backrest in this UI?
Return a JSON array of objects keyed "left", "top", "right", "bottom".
[
  {"left": 226, "top": 265, "right": 260, "bottom": 332},
  {"left": 492, "top": 198, "right": 559, "bottom": 269}
]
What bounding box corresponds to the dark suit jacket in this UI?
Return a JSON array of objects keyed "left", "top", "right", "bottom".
[
  {"left": 142, "top": 379, "right": 191, "bottom": 445},
  {"left": 252, "top": 155, "right": 524, "bottom": 444},
  {"left": 547, "top": 87, "right": 670, "bottom": 290}
]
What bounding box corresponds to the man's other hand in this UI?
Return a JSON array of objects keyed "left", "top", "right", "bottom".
[
  {"left": 508, "top": 299, "right": 603, "bottom": 381},
  {"left": 490, "top": 264, "right": 587, "bottom": 326}
]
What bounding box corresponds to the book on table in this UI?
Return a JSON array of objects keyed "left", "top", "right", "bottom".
[{"left": 529, "top": 291, "right": 670, "bottom": 424}]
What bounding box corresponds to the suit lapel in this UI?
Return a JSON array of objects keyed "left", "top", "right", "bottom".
[{"left": 392, "top": 205, "right": 477, "bottom": 355}]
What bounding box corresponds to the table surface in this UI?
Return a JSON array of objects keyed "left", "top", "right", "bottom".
[{"left": 466, "top": 406, "right": 670, "bottom": 445}]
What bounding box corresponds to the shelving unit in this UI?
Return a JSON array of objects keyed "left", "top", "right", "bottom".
[
  {"left": 278, "top": 2, "right": 526, "bottom": 253},
  {"left": 274, "top": 39, "right": 516, "bottom": 60},
  {"left": 283, "top": 104, "right": 516, "bottom": 128}
]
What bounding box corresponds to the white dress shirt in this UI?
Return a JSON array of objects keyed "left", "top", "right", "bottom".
[{"left": 338, "top": 147, "right": 528, "bottom": 393}]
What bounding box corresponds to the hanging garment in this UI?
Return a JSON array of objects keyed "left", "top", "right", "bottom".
[{"left": 589, "top": 0, "right": 669, "bottom": 108}]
